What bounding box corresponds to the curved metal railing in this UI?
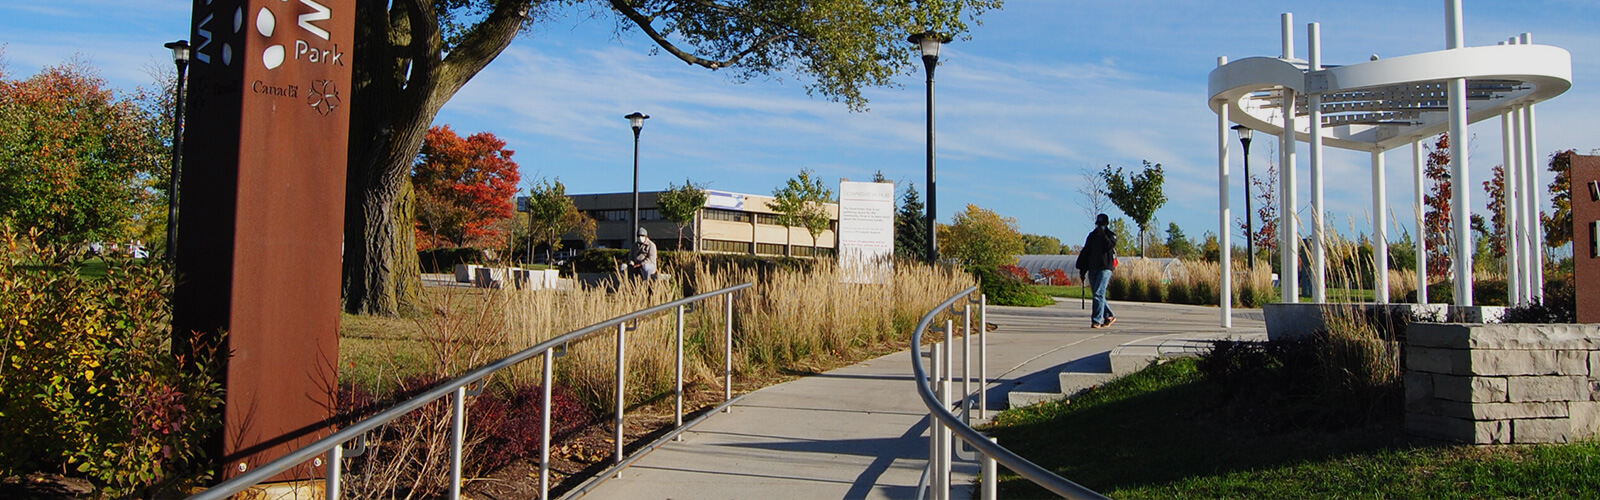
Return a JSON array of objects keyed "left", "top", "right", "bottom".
[
  {"left": 912, "top": 286, "right": 1107, "bottom": 500},
  {"left": 190, "top": 282, "right": 753, "bottom": 500}
]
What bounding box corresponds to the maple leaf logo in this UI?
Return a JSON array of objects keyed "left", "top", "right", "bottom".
[{"left": 308, "top": 80, "right": 341, "bottom": 116}]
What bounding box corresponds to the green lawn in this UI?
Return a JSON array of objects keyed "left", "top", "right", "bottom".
[
  {"left": 1031, "top": 284, "right": 1090, "bottom": 299},
  {"left": 984, "top": 359, "right": 1600, "bottom": 499}
]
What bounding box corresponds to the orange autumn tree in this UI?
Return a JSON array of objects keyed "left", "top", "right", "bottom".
[
  {"left": 411, "top": 125, "right": 520, "bottom": 250},
  {"left": 0, "top": 59, "right": 166, "bottom": 245}
]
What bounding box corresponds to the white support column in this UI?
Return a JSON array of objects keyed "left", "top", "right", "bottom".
[
  {"left": 1501, "top": 109, "right": 1522, "bottom": 306},
  {"left": 1446, "top": 0, "right": 1473, "bottom": 306},
  {"left": 1217, "top": 57, "right": 1234, "bottom": 328},
  {"left": 1373, "top": 149, "right": 1389, "bottom": 303},
  {"left": 1523, "top": 95, "right": 1544, "bottom": 300},
  {"left": 1308, "top": 22, "right": 1326, "bottom": 304},
  {"left": 1280, "top": 12, "right": 1299, "bottom": 304},
  {"left": 1414, "top": 141, "right": 1429, "bottom": 304}
]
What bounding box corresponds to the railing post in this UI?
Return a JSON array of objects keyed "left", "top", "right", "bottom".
[
  {"left": 450, "top": 386, "right": 466, "bottom": 500},
  {"left": 928, "top": 342, "right": 943, "bottom": 500},
  {"left": 615, "top": 322, "right": 627, "bottom": 472},
  {"left": 982, "top": 436, "right": 998, "bottom": 500},
  {"left": 541, "top": 348, "right": 553, "bottom": 500},
  {"left": 675, "top": 304, "right": 685, "bottom": 438},
  {"left": 980, "top": 294, "right": 988, "bottom": 420},
  {"left": 939, "top": 319, "right": 953, "bottom": 500},
  {"left": 325, "top": 444, "right": 342, "bottom": 500},
  {"left": 724, "top": 291, "right": 734, "bottom": 411},
  {"left": 962, "top": 302, "right": 972, "bottom": 424}
]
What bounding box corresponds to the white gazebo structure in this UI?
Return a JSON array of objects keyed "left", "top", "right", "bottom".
[{"left": 1208, "top": 1, "right": 1571, "bottom": 327}]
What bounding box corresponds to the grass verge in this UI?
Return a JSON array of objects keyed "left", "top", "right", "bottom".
[
  {"left": 1031, "top": 284, "right": 1089, "bottom": 299},
  {"left": 984, "top": 358, "right": 1600, "bottom": 499}
]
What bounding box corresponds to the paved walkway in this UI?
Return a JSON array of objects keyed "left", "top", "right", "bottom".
[{"left": 583, "top": 299, "right": 1267, "bottom": 499}]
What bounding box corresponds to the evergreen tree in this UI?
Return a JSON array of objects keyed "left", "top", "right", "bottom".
[{"left": 895, "top": 184, "right": 927, "bottom": 259}]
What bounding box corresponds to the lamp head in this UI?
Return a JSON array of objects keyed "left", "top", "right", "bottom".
[
  {"left": 164, "top": 40, "right": 191, "bottom": 66},
  {"left": 1231, "top": 124, "right": 1253, "bottom": 144},
  {"left": 625, "top": 112, "right": 649, "bottom": 132},
  {"left": 907, "top": 32, "right": 951, "bottom": 61}
]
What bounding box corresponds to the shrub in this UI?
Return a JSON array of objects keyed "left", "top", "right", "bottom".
[
  {"left": 0, "top": 227, "right": 223, "bottom": 496},
  {"left": 997, "top": 264, "right": 1030, "bottom": 281},
  {"left": 418, "top": 247, "right": 486, "bottom": 273},
  {"left": 571, "top": 248, "right": 629, "bottom": 273},
  {"left": 1107, "top": 275, "right": 1127, "bottom": 300},
  {"left": 1504, "top": 274, "right": 1576, "bottom": 323},
  {"left": 972, "top": 266, "right": 1053, "bottom": 307},
  {"left": 1404, "top": 279, "right": 1509, "bottom": 306},
  {"left": 1165, "top": 279, "right": 1191, "bottom": 305},
  {"left": 1039, "top": 268, "right": 1072, "bottom": 286}
]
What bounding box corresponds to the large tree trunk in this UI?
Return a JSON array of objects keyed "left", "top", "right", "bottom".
[{"left": 341, "top": 0, "right": 528, "bottom": 316}]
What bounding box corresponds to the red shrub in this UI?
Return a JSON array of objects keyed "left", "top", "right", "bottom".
[
  {"left": 998, "top": 264, "right": 1030, "bottom": 280},
  {"left": 1040, "top": 268, "right": 1074, "bottom": 286}
]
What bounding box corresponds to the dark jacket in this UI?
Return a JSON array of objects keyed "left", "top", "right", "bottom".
[{"left": 1075, "top": 227, "right": 1117, "bottom": 272}]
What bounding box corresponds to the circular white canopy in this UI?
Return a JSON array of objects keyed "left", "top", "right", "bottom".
[{"left": 1209, "top": 44, "right": 1571, "bottom": 152}]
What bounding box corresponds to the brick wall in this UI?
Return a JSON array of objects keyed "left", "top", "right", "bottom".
[{"left": 1405, "top": 323, "right": 1600, "bottom": 444}]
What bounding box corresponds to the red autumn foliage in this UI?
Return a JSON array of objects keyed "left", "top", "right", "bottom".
[
  {"left": 998, "top": 264, "right": 1030, "bottom": 280},
  {"left": 413, "top": 125, "right": 520, "bottom": 249},
  {"left": 1040, "top": 268, "right": 1073, "bottom": 286}
]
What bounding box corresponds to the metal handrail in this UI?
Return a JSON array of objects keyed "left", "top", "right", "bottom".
[
  {"left": 190, "top": 282, "right": 753, "bottom": 500},
  {"left": 912, "top": 286, "right": 1107, "bottom": 500}
]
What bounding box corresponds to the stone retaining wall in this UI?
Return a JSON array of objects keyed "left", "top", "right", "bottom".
[{"left": 1405, "top": 323, "right": 1600, "bottom": 444}]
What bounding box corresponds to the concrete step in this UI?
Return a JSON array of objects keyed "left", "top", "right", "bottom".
[{"left": 1004, "top": 333, "right": 1258, "bottom": 409}]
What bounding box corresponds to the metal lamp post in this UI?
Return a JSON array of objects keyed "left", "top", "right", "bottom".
[
  {"left": 163, "top": 40, "right": 191, "bottom": 266},
  {"left": 1232, "top": 124, "right": 1254, "bottom": 270},
  {"left": 625, "top": 112, "right": 649, "bottom": 249},
  {"left": 910, "top": 31, "right": 950, "bottom": 264}
]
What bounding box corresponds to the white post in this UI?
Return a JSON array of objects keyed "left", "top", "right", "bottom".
[
  {"left": 1217, "top": 57, "right": 1234, "bottom": 327},
  {"left": 1414, "top": 141, "right": 1429, "bottom": 304},
  {"left": 979, "top": 295, "right": 987, "bottom": 420},
  {"left": 1373, "top": 149, "right": 1389, "bottom": 303},
  {"left": 675, "top": 305, "right": 685, "bottom": 438},
  {"left": 1308, "top": 22, "right": 1326, "bottom": 304},
  {"left": 1281, "top": 12, "right": 1299, "bottom": 304},
  {"left": 540, "top": 349, "right": 553, "bottom": 500},
  {"left": 1446, "top": 0, "right": 1473, "bottom": 306},
  {"left": 615, "top": 323, "right": 626, "bottom": 470},
  {"left": 1502, "top": 109, "right": 1522, "bottom": 306},
  {"left": 1520, "top": 34, "right": 1544, "bottom": 301}
]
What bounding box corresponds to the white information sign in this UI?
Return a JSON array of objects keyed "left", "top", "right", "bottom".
[{"left": 837, "top": 181, "right": 896, "bottom": 284}]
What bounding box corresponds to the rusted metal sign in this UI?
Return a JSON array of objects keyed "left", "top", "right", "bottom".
[{"left": 172, "top": 0, "right": 352, "bottom": 482}]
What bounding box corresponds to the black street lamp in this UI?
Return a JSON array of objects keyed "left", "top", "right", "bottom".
[
  {"left": 1232, "top": 124, "right": 1254, "bottom": 270},
  {"left": 164, "top": 40, "right": 191, "bottom": 266},
  {"left": 625, "top": 112, "right": 649, "bottom": 249},
  {"left": 910, "top": 31, "right": 950, "bottom": 264}
]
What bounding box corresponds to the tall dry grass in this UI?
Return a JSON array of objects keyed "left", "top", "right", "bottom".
[
  {"left": 1108, "top": 258, "right": 1274, "bottom": 307},
  {"left": 485, "top": 256, "right": 971, "bottom": 411}
]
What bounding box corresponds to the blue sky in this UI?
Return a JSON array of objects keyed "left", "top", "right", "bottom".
[{"left": 4, "top": 1, "right": 1597, "bottom": 247}]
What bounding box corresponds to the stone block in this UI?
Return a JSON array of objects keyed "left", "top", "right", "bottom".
[
  {"left": 1408, "top": 347, "right": 1469, "bottom": 374},
  {"left": 1464, "top": 324, "right": 1600, "bottom": 350},
  {"left": 1405, "top": 412, "right": 1509, "bottom": 444},
  {"left": 1413, "top": 400, "right": 1568, "bottom": 420},
  {"left": 1431, "top": 374, "right": 1507, "bottom": 403},
  {"left": 1572, "top": 401, "right": 1600, "bottom": 440},
  {"left": 1590, "top": 351, "right": 1600, "bottom": 377},
  {"left": 1507, "top": 376, "right": 1590, "bottom": 403},
  {"left": 1403, "top": 373, "right": 1434, "bottom": 406},
  {"left": 1465, "top": 347, "right": 1580, "bottom": 375},
  {"left": 1513, "top": 418, "right": 1573, "bottom": 444}
]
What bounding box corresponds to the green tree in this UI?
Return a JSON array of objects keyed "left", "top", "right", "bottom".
[
  {"left": 896, "top": 184, "right": 928, "bottom": 259},
  {"left": 1200, "top": 231, "right": 1221, "bottom": 263},
  {"left": 1166, "top": 222, "right": 1195, "bottom": 260},
  {"left": 771, "top": 168, "right": 835, "bottom": 254},
  {"left": 1021, "top": 233, "right": 1061, "bottom": 255},
  {"left": 524, "top": 178, "right": 595, "bottom": 264},
  {"left": 1109, "top": 218, "right": 1138, "bottom": 257},
  {"left": 1543, "top": 150, "right": 1576, "bottom": 249},
  {"left": 342, "top": 0, "right": 999, "bottom": 316},
  {"left": 658, "top": 178, "right": 709, "bottom": 251},
  {"left": 1101, "top": 160, "right": 1168, "bottom": 258},
  {"left": 939, "top": 204, "right": 1024, "bottom": 270},
  {"left": 0, "top": 60, "right": 164, "bottom": 245}
]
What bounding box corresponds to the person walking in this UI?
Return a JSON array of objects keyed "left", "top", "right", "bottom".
[
  {"left": 629, "top": 227, "right": 658, "bottom": 280},
  {"left": 1076, "top": 213, "right": 1118, "bottom": 328}
]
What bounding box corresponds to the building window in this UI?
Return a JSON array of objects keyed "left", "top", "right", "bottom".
[
  {"left": 589, "top": 209, "right": 630, "bottom": 222},
  {"left": 755, "top": 213, "right": 783, "bottom": 226},
  {"left": 702, "top": 239, "right": 750, "bottom": 253},
  {"left": 792, "top": 246, "right": 835, "bottom": 258},
  {"left": 755, "top": 243, "right": 785, "bottom": 255},
  {"left": 702, "top": 208, "right": 750, "bottom": 223},
  {"left": 641, "top": 209, "right": 662, "bottom": 221}
]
